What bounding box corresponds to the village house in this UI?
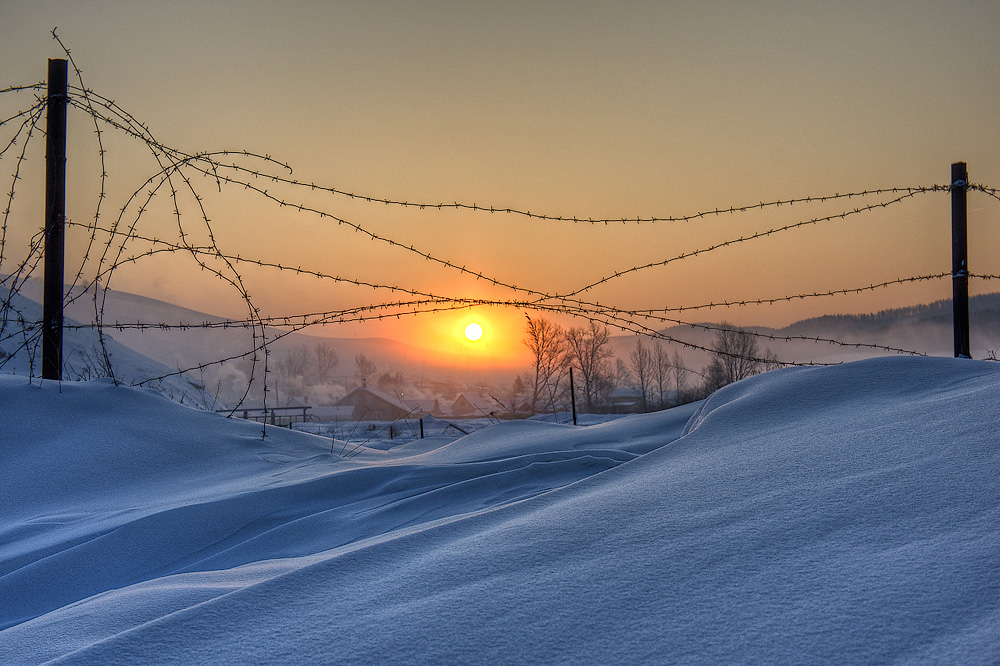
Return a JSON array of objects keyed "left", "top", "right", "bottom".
[
  {"left": 401, "top": 398, "right": 441, "bottom": 417},
  {"left": 450, "top": 392, "right": 501, "bottom": 418},
  {"left": 334, "top": 386, "right": 412, "bottom": 421},
  {"left": 608, "top": 387, "right": 645, "bottom": 413}
]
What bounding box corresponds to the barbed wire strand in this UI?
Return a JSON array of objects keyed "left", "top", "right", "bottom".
[
  {"left": 39, "top": 87, "right": 957, "bottom": 315},
  {"left": 160, "top": 148, "right": 942, "bottom": 314},
  {"left": 554, "top": 190, "right": 931, "bottom": 299},
  {"left": 628, "top": 272, "right": 952, "bottom": 315},
  {"left": 180, "top": 149, "right": 949, "bottom": 225}
]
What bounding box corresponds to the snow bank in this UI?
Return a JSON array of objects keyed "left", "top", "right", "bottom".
[{"left": 1, "top": 357, "right": 997, "bottom": 664}]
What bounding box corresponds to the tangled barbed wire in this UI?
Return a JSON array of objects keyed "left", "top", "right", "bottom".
[{"left": 1, "top": 32, "right": 997, "bottom": 429}]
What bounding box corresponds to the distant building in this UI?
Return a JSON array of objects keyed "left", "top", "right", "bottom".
[
  {"left": 334, "top": 386, "right": 412, "bottom": 421},
  {"left": 310, "top": 405, "right": 356, "bottom": 421},
  {"left": 402, "top": 398, "right": 441, "bottom": 417},
  {"left": 450, "top": 392, "right": 501, "bottom": 418},
  {"left": 608, "top": 387, "right": 644, "bottom": 413},
  {"left": 508, "top": 399, "right": 533, "bottom": 418}
]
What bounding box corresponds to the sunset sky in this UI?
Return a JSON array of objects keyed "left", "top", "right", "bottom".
[{"left": 2, "top": 1, "right": 999, "bottom": 366}]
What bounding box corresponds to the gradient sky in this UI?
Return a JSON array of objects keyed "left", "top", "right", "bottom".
[{"left": 2, "top": 1, "right": 998, "bottom": 365}]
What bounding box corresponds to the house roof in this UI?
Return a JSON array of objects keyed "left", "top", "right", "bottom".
[
  {"left": 402, "top": 399, "right": 439, "bottom": 414},
  {"left": 452, "top": 392, "right": 500, "bottom": 415},
  {"left": 310, "top": 405, "right": 357, "bottom": 421},
  {"left": 609, "top": 387, "right": 643, "bottom": 400},
  {"left": 335, "top": 386, "right": 408, "bottom": 411}
]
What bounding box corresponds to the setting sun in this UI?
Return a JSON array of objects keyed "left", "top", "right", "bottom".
[{"left": 464, "top": 322, "right": 484, "bottom": 342}]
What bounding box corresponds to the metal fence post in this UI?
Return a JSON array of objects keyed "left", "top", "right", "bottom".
[
  {"left": 569, "top": 367, "right": 577, "bottom": 425},
  {"left": 42, "top": 58, "right": 69, "bottom": 381},
  {"left": 951, "top": 162, "right": 970, "bottom": 359}
]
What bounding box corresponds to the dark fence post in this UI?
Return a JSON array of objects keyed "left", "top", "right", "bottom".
[
  {"left": 569, "top": 367, "right": 577, "bottom": 425},
  {"left": 951, "top": 162, "right": 970, "bottom": 359},
  {"left": 42, "top": 58, "right": 69, "bottom": 380}
]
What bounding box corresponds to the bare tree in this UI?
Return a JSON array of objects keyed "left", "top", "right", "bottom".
[
  {"left": 354, "top": 353, "right": 377, "bottom": 387},
  {"left": 629, "top": 337, "right": 654, "bottom": 412},
  {"left": 671, "top": 350, "right": 692, "bottom": 404},
  {"left": 565, "top": 321, "right": 614, "bottom": 412},
  {"left": 615, "top": 358, "right": 631, "bottom": 393},
  {"left": 376, "top": 370, "right": 405, "bottom": 396},
  {"left": 703, "top": 324, "right": 764, "bottom": 394},
  {"left": 278, "top": 345, "right": 311, "bottom": 380},
  {"left": 523, "top": 316, "right": 569, "bottom": 414},
  {"left": 652, "top": 342, "right": 671, "bottom": 410},
  {"left": 314, "top": 343, "right": 339, "bottom": 382},
  {"left": 761, "top": 347, "right": 781, "bottom": 373}
]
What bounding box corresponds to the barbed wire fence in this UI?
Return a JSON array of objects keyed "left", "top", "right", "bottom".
[{"left": 2, "top": 34, "right": 998, "bottom": 434}]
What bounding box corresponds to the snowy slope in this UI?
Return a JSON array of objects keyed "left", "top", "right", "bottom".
[
  {"left": 0, "top": 357, "right": 998, "bottom": 665},
  {"left": 0, "top": 290, "right": 215, "bottom": 409}
]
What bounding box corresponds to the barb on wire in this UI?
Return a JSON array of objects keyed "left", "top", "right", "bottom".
[{"left": 969, "top": 183, "right": 1000, "bottom": 203}]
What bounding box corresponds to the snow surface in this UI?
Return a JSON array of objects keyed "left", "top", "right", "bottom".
[{"left": 0, "top": 357, "right": 998, "bottom": 665}]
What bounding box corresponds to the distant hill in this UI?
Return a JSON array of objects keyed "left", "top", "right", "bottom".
[
  {"left": 785, "top": 292, "right": 1000, "bottom": 337},
  {"left": 7, "top": 278, "right": 1000, "bottom": 408},
  {"left": 608, "top": 292, "right": 1000, "bottom": 375}
]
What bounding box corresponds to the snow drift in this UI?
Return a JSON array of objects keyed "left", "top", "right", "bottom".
[{"left": 0, "top": 357, "right": 997, "bottom": 664}]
